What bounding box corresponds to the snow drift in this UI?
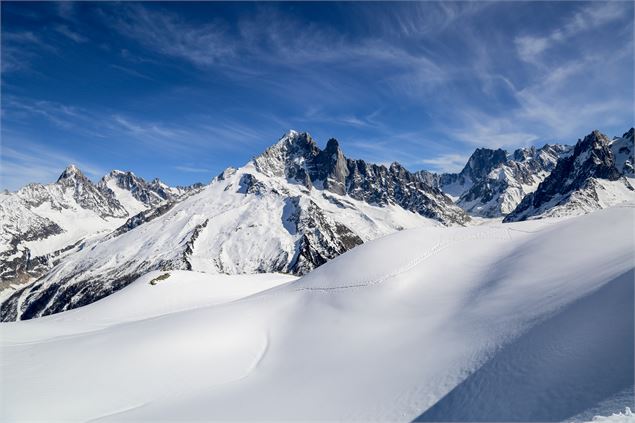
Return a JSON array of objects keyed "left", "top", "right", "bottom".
[{"left": 1, "top": 205, "right": 633, "bottom": 421}]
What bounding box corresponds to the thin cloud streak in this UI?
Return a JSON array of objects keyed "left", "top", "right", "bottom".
[
  {"left": 1, "top": 138, "right": 106, "bottom": 190},
  {"left": 419, "top": 153, "right": 471, "bottom": 174}
]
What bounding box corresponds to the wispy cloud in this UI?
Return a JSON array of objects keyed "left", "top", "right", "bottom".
[
  {"left": 56, "top": 1, "right": 76, "bottom": 21},
  {"left": 109, "top": 4, "right": 234, "bottom": 67},
  {"left": 54, "top": 24, "right": 88, "bottom": 43},
  {"left": 0, "top": 135, "right": 105, "bottom": 190},
  {"left": 1, "top": 31, "right": 56, "bottom": 72},
  {"left": 418, "top": 153, "right": 470, "bottom": 173},
  {"left": 3, "top": 93, "right": 273, "bottom": 160},
  {"left": 2, "top": 1, "right": 632, "bottom": 189},
  {"left": 109, "top": 64, "right": 154, "bottom": 81},
  {"left": 174, "top": 165, "right": 211, "bottom": 173},
  {"left": 515, "top": 2, "right": 627, "bottom": 63}
]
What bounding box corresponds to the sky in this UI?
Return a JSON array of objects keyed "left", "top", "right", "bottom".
[{"left": 1, "top": 1, "right": 633, "bottom": 190}]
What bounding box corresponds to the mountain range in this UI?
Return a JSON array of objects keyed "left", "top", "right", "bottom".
[{"left": 1, "top": 127, "right": 633, "bottom": 321}]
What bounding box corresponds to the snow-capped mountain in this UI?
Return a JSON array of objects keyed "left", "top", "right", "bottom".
[
  {"left": 1, "top": 131, "right": 467, "bottom": 321},
  {"left": 2, "top": 128, "right": 633, "bottom": 321},
  {"left": 0, "top": 165, "right": 200, "bottom": 294},
  {"left": 0, "top": 166, "right": 129, "bottom": 290},
  {"left": 421, "top": 144, "right": 571, "bottom": 217},
  {"left": 504, "top": 129, "right": 635, "bottom": 222}
]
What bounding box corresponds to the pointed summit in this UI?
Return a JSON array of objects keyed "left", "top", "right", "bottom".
[
  {"left": 324, "top": 138, "right": 340, "bottom": 153},
  {"left": 57, "top": 164, "right": 87, "bottom": 184},
  {"left": 253, "top": 130, "right": 320, "bottom": 180},
  {"left": 277, "top": 130, "right": 317, "bottom": 151},
  {"left": 460, "top": 148, "right": 508, "bottom": 182}
]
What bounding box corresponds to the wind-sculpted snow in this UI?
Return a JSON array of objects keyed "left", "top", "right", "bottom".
[
  {"left": 416, "top": 270, "right": 634, "bottom": 422},
  {"left": 1, "top": 205, "right": 632, "bottom": 421}
]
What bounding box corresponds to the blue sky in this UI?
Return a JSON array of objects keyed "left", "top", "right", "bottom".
[{"left": 1, "top": 1, "right": 633, "bottom": 190}]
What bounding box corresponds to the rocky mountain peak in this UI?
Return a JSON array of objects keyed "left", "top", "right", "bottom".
[
  {"left": 253, "top": 131, "right": 468, "bottom": 224},
  {"left": 253, "top": 131, "right": 320, "bottom": 181},
  {"left": 324, "top": 138, "right": 340, "bottom": 152},
  {"left": 512, "top": 146, "right": 536, "bottom": 162},
  {"left": 579, "top": 129, "right": 610, "bottom": 149},
  {"left": 275, "top": 130, "right": 318, "bottom": 155},
  {"left": 611, "top": 128, "right": 634, "bottom": 176},
  {"left": 57, "top": 164, "right": 89, "bottom": 185},
  {"left": 149, "top": 178, "right": 168, "bottom": 189},
  {"left": 461, "top": 148, "right": 507, "bottom": 181},
  {"left": 572, "top": 130, "right": 620, "bottom": 180}
]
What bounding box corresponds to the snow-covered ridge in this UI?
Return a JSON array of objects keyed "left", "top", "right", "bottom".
[{"left": 98, "top": 169, "right": 203, "bottom": 213}]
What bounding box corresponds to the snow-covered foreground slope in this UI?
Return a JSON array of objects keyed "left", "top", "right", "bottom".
[{"left": 1, "top": 205, "right": 633, "bottom": 421}]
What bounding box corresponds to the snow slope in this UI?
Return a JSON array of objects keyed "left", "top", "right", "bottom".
[{"left": 1, "top": 204, "right": 632, "bottom": 421}]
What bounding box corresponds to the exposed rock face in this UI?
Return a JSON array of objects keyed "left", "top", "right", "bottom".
[
  {"left": 255, "top": 131, "right": 469, "bottom": 225},
  {"left": 0, "top": 194, "right": 64, "bottom": 288},
  {"left": 284, "top": 196, "right": 363, "bottom": 275},
  {"left": 22, "top": 165, "right": 129, "bottom": 219},
  {"left": 611, "top": 128, "right": 634, "bottom": 176},
  {"left": 504, "top": 129, "right": 635, "bottom": 222},
  {"left": 462, "top": 148, "right": 508, "bottom": 182}
]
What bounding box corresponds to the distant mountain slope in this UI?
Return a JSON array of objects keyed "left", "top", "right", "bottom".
[
  {"left": 504, "top": 129, "right": 635, "bottom": 222},
  {"left": 0, "top": 166, "right": 200, "bottom": 293},
  {"left": 1, "top": 131, "right": 466, "bottom": 321},
  {"left": 0, "top": 166, "right": 129, "bottom": 290},
  {"left": 98, "top": 170, "right": 202, "bottom": 214},
  {"left": 457, "top": 144, "right": 571, "bottom": 216}
]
